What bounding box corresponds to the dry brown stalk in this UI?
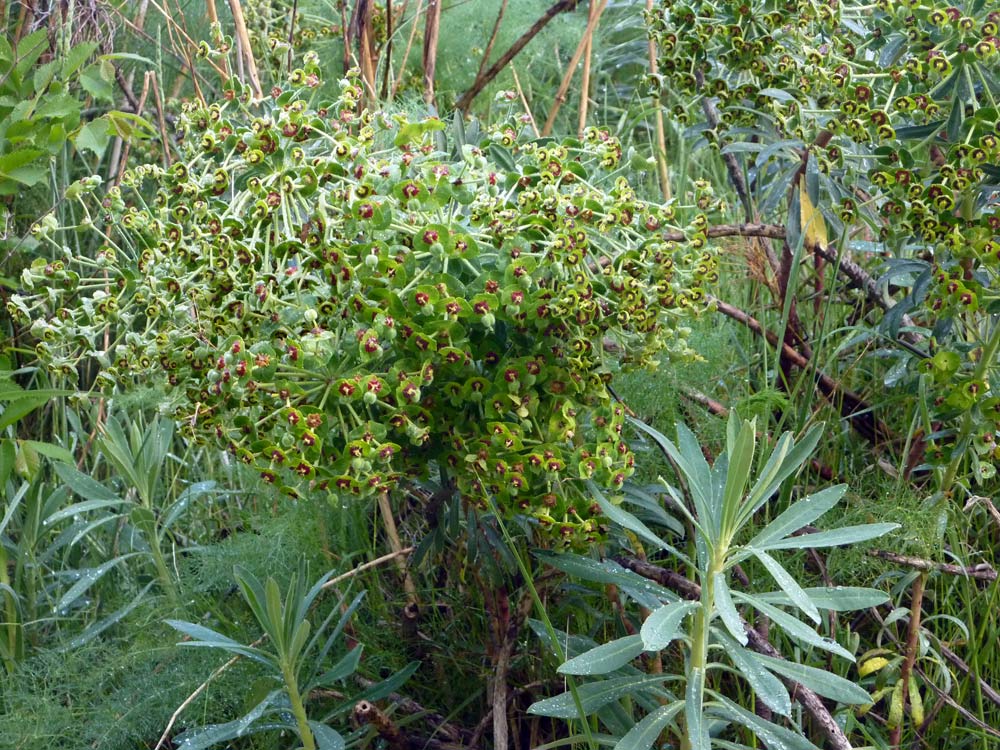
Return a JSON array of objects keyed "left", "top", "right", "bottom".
[
  {"left": 227, "top": 0, "right": 264, "bottom": 100},
  {"left": 540, "top": 0, "right": 607, "bottom": 136},
  {"left": 645, "top": 0, "right": 671, "bottom": 200},
  {"left": 510, "top": 67, "right": 539, "bottom": 138},
  {"left": 390, "top": 0, "right": 423, "bottom": 99},
  {"left": 576, "top": 0, "right": 599, "bottom": 136},
  {"left": 890, "top": 573, "right": 925, "bottom": 749},
  {"left": 421, "top": 0, "right": 442, "bottom": 106},
  {"left": 867, "top": 550, "right": 998, "bottom": 581}
]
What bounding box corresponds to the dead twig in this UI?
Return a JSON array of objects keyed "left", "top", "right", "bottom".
[
  {"left": 540, "top": 0, "right": 607, "bottom": 136},
  {"left": 867, "top": 550, "right": 998, "bottom": 581},
  {"left": 455, "top": 0, "right": 580, "bottom": 113}
]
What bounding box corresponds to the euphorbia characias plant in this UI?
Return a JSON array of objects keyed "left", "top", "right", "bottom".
[
  {"left": 13, "top": 49, "right": 718, "bottom": 541},
  {"left": 530, "top": 415, "right": 898, "bottom": 749}
]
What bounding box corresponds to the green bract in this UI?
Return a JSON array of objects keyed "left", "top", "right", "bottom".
[{"left": 15, "top": 69, "right": 713, "bottom": 541}]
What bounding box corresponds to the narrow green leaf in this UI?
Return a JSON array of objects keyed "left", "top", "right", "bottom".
[
  {"left": 721, "top": 416, "right": 755, "bottom": 535},
  {"left": 763, "top": 523, "right": 899, "bottom": 550},
  {"left": 714, "top": 694, "right": 820, "bottom": 750},
  {"left": 753, "top": 550, "right": 821, "bottom": 624},
  {"left": 165, "top": 619, "right": 276, "bottom": 668},
  {"left": 53, "top": 462, "right": 121, "bottom": 503},
  {"left": 754, "top": 652, "right": 873, "bottom": 705},
  {"left": 309, "top": 722, "right": 345, "bottom": 750},
  {"left": 59, "top": 582, "right": 154, "bottom": 650},
  {"left": 734, "top": 593, "right": 854, "bottom": 661},
  {"left": 528, "top": 675, "right": 673, "bottom": 719},
  {"left": 640, "top": 601, "right": 697, "bottom": 651},
  {"left": 314, "top": 644, "right": 364, "bottom": 686},
  {"left": 19, "top": 439, "right": 73, "bottom": 464},
  {"left": 590, "top": 481, "right": 692, "bottom": 565},
  {"left": 715, "top": 630, "right": 791, "bottom": 717},
  {"left": 713, "top": 573, "right": 746, "bottom": 645},
  {"left": 746, "top": 485, "right": 846, "bottom": 549},
  {"left": 755, "top": 586, "right": 889, "bottom": 611},
  {"left": 558, "top": 635, "right": 645, "bottom": 676},
  {"left": 57, "top": 553, "right": 140, "bottom": 611},
  {"left": 613, "top": 701, "right": 684, "bottom": 750},
  {"left": 44, "top": 498, "right": 128, "bottom": 525},
  {"left": 742, "top": 425, "right": 824, "bottom": 523}
]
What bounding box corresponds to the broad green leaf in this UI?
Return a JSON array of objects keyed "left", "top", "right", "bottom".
[
  {"left": 754, "top": 652, "right": 873, "bottom": 705},
  {"left": 33, "top": 59, "right": 59, "bottom": 93},
  {"left": 74, "top": 116, "right": 111, "bottom": 157},
  {"left": 53, "top": 462, "right": 121, "bottom": 503},
  {"left": 528, "top": 675, "right": 673, "bottom": 719},
  {"left": 763, "top": 523, "right": 898, "bottom": 550},
  {"left": 746, "top": 485, "right": 846, "bottom": 550},
  {"left": 61, "top": 41, "right": 99, "bottom": 78},
  {"left": 755, "top": 586, "right": 890, "bottom": 611},
  {"left": 640, "top": 600, "right": 697, "bottom": 651},
  {"left": 715, "top": 629, "right": 791, "bottom": 717},
  {"left": 753, "top": 550, "right": 821, "bottom": 624},
  {"left": 80, "top": 62, "right": 114, "bottom": 103},
  {"left": 0, "top": 387, "right": 53, "bottom": 429},
  {"left": 613, "top": 701, "right": 684, "bottom": 750},
  {"left": 14, "top": 29, "right": 49, "bottom": 80},
  {"left": 734, "top": 593, "right": 854, "bottom": 661},
  {"left": 558, "top": 635, "right": 645, "bottom": 676},
  {"left": 713, "top": 572, "right": 746, "bottom": 645}
]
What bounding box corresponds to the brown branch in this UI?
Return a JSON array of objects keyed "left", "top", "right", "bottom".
[
  {"left": 475, "top": 0, "right": 509, "bottom": 84},
  {"left": 455, "top": 0, "right": 580, "bottom": 113},
  {"left": 711, "top": 295, "right": 894, "bottom": 447},
  {"left": 867, "top": 550, "right": 998, "bottom": 581},
  {"left": 390, "top": 0, "right": 423, "bottom": 99},
  {"left": 614, "top": 556, "right": 853, "bottom": 750},
  {"left": 645, "top": 0, "right": 671, "bottom": 201},
  {"left": 890, "top": 573, "right": 925, "bottom": 749}
]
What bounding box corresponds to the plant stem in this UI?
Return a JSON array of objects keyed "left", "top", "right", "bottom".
[
  {"left": 683, "top": 555, "right": 722, "bottom": 750},
  {"left": 283, "top": 665, "right": 316, "bottom": 750}
]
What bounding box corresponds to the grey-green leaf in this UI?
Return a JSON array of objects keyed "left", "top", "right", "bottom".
[
  {"left": 754, "top": 586, "right": 889, "bottom": 611},
  {"left": 713, "top": 573, "right": 747, "bottom": 645},
  {"left": 715, "top": 630, "right": 791, "bottom": 717},
  {"left": 528, "top": 675, "right": 673, "bottom": 719},
  {"left": 614, "top": 701, "right": 684, "bottom": 750},
  {"left": 754, "top": 653, "right": 873, "bottom": 705},
  {"left": 747, "top": 485, "right": 846, "bottom": 549},
  {"left": 763, "top": 523, "right": 899, "bottom": 550},
  {"left": 558, "top": 635, "right": 645, "bottom": 676},
  {"left": 753, "top": 550, "right": 821, "bottom": 624},
  {"left": 734, "top": 593, "right": 854, "bottom": 661},
  {"left": 640, "top": 600, "right": 697, "bottom": 651}
]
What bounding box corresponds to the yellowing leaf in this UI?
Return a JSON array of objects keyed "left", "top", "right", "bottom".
[
  {"left": 909, "top": 675, "right": 925, "bottom": 726},
  {"left": 799, "top": 180, "right": 828, "bottom": 247},
  {"left": 859, "top": 656, "right": 890, "bottom": 677}
]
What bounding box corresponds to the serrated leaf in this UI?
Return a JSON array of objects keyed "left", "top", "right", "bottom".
[
  {"left": 558, "top": 635, "right": 645, "bottom": 676},
  {"left": 80, "top": 62, "right": 114, "bottom": 103},
  {"left": 754, "top": 652, "right": 872, "bottom": 704},
  {"left": 640, "top": 600, "right": 697, "bottom": 651},
  {"left": 74, "top": 116, "right": 111, "bottom": 156}
]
